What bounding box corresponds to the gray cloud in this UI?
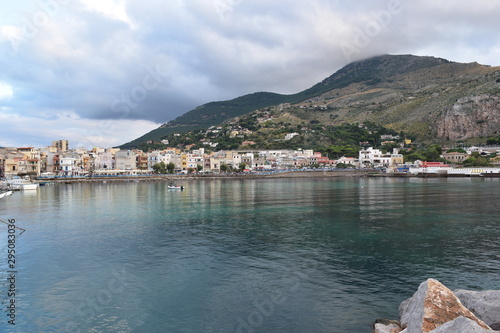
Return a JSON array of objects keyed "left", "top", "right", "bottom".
[{"left": 0, "top": 0, "right": 499, "bottom": 148}]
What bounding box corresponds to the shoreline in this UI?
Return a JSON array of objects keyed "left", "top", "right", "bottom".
[
  {"left": 36, "top": 170, "right": 380, "bottom": 183},
  {"left": 32, "top": 169, "right": 495, "bottom": 184}
]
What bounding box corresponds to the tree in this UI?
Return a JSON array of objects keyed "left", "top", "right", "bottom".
[
  {"left": 238, "top": 163, "right": 246, "bottom": 172},
  {"left": 166, "top": 162, "right": 175, "bottom": 174},
  {"left": 322, "top": 145, "right": 360, "bottom": 159},
  {"left": 403, "top": 145, "right": 443, "bottom": 162},
  {"left": 381, "top": 142, "right": 400, "bottom": 153},
  {"left": 405, "top": 150, "right": 426, "bottom": 162},
  {"left": 220, "top": 163, "right": 229, "bottom": 172},
  {"left": 463, "top": 152, "right": 491, "bottom": 167},
  {"left": 336, "top": 163, "right": 355, "bottom": 169},
  {"left": 424, "top": 145, "right": 442, "bottom": 161},
  {"left": 152, "top": 162, "right": 167, "bottom": 174},
  {"left": 446, "top": 148, "right": 467, "bottom": 153},
  {"left": 486, "top": 135, "right": 500, "bottom": 145},
  {"left": 196, "top": 164, "right": 203, "bottom": 172}
]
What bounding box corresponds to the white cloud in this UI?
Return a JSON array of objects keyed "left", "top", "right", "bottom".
[
  {"left": 79, "top": 0, "right": 135, "bottom": 28},
  {"left": 0, "top": 25, "right": 21, "bottom": 43},
  {"left": 0, "top": 82, "right": 13, "bottom": 100},
  {"left": 0, "top": 110, "right": 158, "bottom": 149}
]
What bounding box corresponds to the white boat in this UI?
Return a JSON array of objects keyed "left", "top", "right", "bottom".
[
  {"left": 0, "top": 190, "right": 13, "bottom": 199},
  {"left": 168, "top": 183, "right": 184, "bottom": 190},
  {"left": 7, "top": 177, "right": 39, "bottom": 191}
]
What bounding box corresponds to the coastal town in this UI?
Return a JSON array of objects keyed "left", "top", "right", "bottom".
[{"left": 1, "top": 139, "right": 500, "bottom": 179}]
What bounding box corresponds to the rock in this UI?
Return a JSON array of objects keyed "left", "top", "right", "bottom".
[
  {"left": 436, "top": 94, "right": 500, "bottom": 140},
  {"left": 373, "top": 319, "right": 403, "bottom": 333},
  {"left": 399, "top": 297, "right": 411, "bottom": 320},
  {"left": 375, "top": 319, "right": 402, "bottom": 326},
  {"left": 454, "top": 289, "right": 500, "bottom": 328},
  {"left": 429, "top": 316, "right": 495, "bottom": 333},
  {"left": 373, "top": 323, "right": 403, "bottom": 333},
  {"left": 399, "top": 278, "right": 491, "bottom": 333}
]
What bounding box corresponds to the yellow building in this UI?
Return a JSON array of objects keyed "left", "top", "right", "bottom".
[{"left": 181, "top": 154, "right": 188, "bottom": 170}]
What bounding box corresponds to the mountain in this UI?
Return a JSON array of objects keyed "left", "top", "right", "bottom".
[{"left": 120, "top": 54, "right": 500, "bottom": 148}]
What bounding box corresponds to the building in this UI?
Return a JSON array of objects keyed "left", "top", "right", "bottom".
[
  {"left": 240, "top": 153, "right": 253, "bottom": 167},
  {"left": 359, "top": 147, "right": 402, "bottom": 168},
  {"left": 186, "top": 153, "right": 204, "bottom": 170},
  {"left": 337, "top": 156, "right": 358, "bottom": 167},
  {"left": 59, "top": 157, "right": 77, "bottom": 175},
  {"left": 284, "top": 133, "right": 299, "bottom": 140},
  {"left": 16, "top": 147, "right": 41, "bottom": 175},
  {"left": 4, "top": 157, "right": 22, "bottom": 175},
  {"left": 209, "top": 156, "right": 223, "bottom": 173},
  {"left": 136, "top": 153, "right": 149, "bottom": 170},
  {"left": 115, "top": 150, "right": 136, "bottom": 170},
  {"left": 17, "top": 147, "right": 39, "bottom": 160},
  {"left": 94, "top": 151, "right": 114, "bottom": 170},
  {"left": 391, "top": 149, "right": 404, "bottom": 165},
  {"left": 380, "top": 134, "right": 400, "bottom": 141},
  {"left": 359, "top": 147, "right": 391, "bottom": 168},
  {"left": 52, "top": 140, "right": 69, "bottom": 152},
  {"left": 442, "top": 152, "right": 469, "bottom": 164}
]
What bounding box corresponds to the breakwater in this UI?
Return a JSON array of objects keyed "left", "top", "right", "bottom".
[{"left": 373, "top": 279, "right": 500, "bottom": 333}]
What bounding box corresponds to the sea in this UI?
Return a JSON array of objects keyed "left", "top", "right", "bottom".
[{"left": 1, "top": 177, "right": 499, "bottom": 333}]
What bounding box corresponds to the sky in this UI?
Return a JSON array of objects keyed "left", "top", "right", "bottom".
[{"left": 1, "top": 0, "right": 499, "bottom": 149}]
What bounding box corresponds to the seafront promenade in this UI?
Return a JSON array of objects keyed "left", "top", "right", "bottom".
[
  {"left": 33, "top": 168, "right": 500, "bottom": 184},
  {"left": 35, "top": 169, "right": 379, "bottom": 183}
]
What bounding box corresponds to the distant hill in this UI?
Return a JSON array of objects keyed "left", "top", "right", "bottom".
[{"left": 120, "top": 54, "right": 500, "bottom": 149}]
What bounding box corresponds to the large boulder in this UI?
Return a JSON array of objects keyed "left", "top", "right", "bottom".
[
  {"left": 399, "top": 279, "right": 491, "bottom": 333},
  {"left": 429, "top": 316, "right": 495, "bottom": 333},
  {"left": 373, "top": 319, "right": 403, "bottom": 333},
  {"left": 454, "top": 289, "right": 500, "bottom": 329}
]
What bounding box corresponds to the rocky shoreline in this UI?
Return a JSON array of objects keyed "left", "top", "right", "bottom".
[{"left": 373, "top": 279, "right": 500, "bottom": 333}]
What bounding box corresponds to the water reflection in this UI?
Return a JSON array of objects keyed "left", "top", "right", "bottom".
[{"left": 0, "top": 178, "right": 499, "bottom": 333}]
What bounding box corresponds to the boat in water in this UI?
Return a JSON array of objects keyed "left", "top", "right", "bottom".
[
  {"left": 168, "top": 183, "right": 184, "bottom": 190},
  {"left": 5, "top": 177, "right": 39, "bottom": 191},
  {"left": 0, "top": 189, "right": 13, "bottom": 199}
]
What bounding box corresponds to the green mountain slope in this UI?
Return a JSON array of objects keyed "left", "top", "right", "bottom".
[{"left": 119, "top": 92, "right": 294, "bottom": 148}]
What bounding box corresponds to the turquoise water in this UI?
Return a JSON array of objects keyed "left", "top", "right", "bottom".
[{"left": 1, "top": 178, "right": 499, "bottom": 332}]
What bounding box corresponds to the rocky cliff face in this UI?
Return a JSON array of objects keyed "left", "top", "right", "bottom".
[{"left": 436, "top": 94, "right": 500, "bottom": 140}]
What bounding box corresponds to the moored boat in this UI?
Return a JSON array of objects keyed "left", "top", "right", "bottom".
[
  {"left": 6, "top": 177, "right": 39, "bottom": 191},
  {"left": 0, "top": 189, "right": 13, "bottom": 199}
]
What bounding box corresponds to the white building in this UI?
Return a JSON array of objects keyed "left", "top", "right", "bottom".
[
  {"left": 187, "top": 154, "right": 204, "bottom": 169},
  {"left": 359, "top": 147, "right": 392, "bottom": 168},
  {"left": 60, "top": 157, "right": 77, "bottom": 175},
  {"left": 115, "top": 150, "right": 136, "bottom": 170},
  {"left": 337, "top": 156, "right": 358, "bottom": 167},
  {"left": 94, "top": 151, "right": 114, "bottom": 170},
  {"left": 284, "top": 133, "right": 299, "bottom": 140}
]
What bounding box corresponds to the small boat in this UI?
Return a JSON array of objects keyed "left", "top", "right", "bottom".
[
  {"left": 0, "top": 189, "right": 13, "bottom": 199},
  {"left": 168, "top": 183, "right": 184, "bottom": 190},
  {"left": 7, "top": 177, "right": 39, "bottom": 191}
]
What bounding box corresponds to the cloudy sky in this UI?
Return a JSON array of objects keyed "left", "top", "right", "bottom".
[{"left": 1, "top": 0, "right": 499, "bottom": 149}]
